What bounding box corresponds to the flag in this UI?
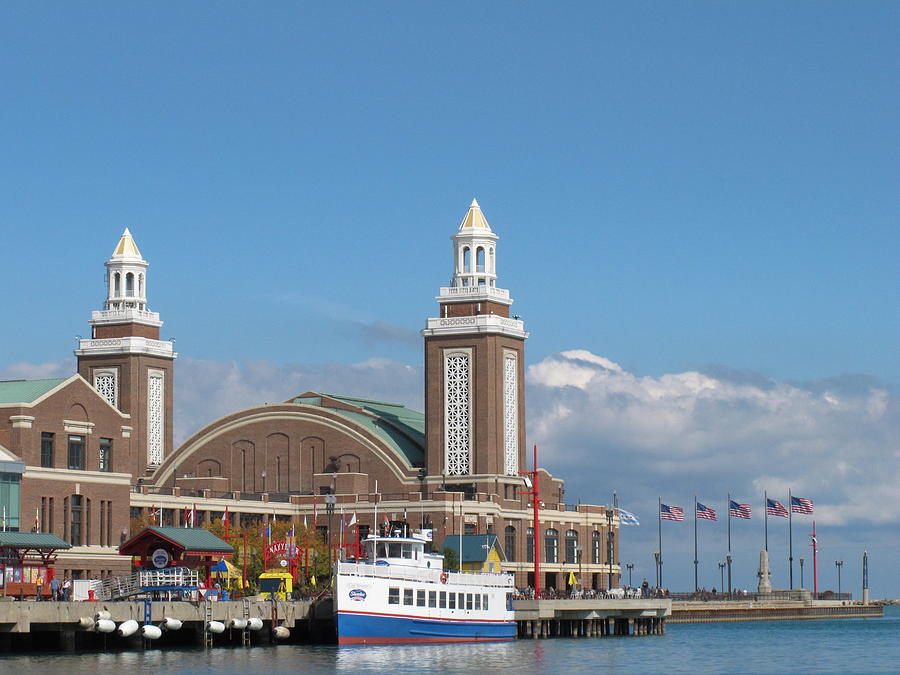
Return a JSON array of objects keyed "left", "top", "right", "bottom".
[
  {"left": 766, "top": 499, "right": 788, "bottom": 518},
  {"left": 617, "top": 509, "right": 640, "bottom": 526},
  {"left": 348, "top": 513, "right": 357, "bottom": 528},
  {"left": 183, "top": 507, "right": 189, "bottom": 527},
  {"left": 791, "top": 496, "right": 814, "bottom": 514},
  {"left": 35, "top": 507, "right": 40, "bottom": 532},
  {"left": 729, "top": 501, "right": 752, "bottom": 519},
  {"left": 696, "top": 503, "right": 717, "bottom": 520},
  {"left": 660, "top": 504, "right": 684, "bottom": 521},
  {"left": 264, "top": 524, "right": 271, "bottom": 540},
  {"left": 310, "top": 575, "right": 316, "bottom": 586},
  {"left": 567, "top": 571, "right": 577, "bottom": 586}
]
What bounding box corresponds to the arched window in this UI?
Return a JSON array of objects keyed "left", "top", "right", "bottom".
[
  {"left": 565, "top": 529, "right": 578, "bottom": 564},
  {"left": 526, "top": 527, "right": 534, "bottom": 563},
  {"left": 69, "top": 495, "right": 83, "bottom": 546},
  {"left": 592, "top": 531, "right": 601, "bottom": 564},
  {"left": 462, "top": 247, "right": 471, "bottom": 273},
  {"left": 544, "top": 528, "right": 558, "bottom": 564},
  {"left": 476, "top": 247, "right": 485, "bottom": 272},
  {"left": 505, "top": 525, "right": 516, "bottom": 563},
  {"left": 113, "top": 272, "right": 121, "bottom": 295},
  {"left": 125, "top": 272, "right": 134, "bottom": 297}
]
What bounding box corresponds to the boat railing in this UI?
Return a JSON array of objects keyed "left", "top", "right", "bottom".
[{"left": 337, "top": 561, "right": 514, "bottom": 588}]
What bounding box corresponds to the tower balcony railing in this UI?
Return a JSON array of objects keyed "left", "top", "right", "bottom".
[
  {"left": 76, "top": 336, "right": 175, "bottom": 357},
  {"left": 425, "top": 314, "right": 525, "bottom": 334},
  {"left": 438, "top": 286, "right": 509, "bottom": 301},
  {"left": 91, "top": 308, "right": 161, "bottom": 323}
]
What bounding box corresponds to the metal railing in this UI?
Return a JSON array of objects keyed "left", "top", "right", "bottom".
[
  {"left": 337, "top": 562, "right": 514, "bottom": 589},
  {"left": 96, "top": 566, "right": 199, "bottom": 601}
]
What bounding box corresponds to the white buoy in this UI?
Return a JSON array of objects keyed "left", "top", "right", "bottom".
[
  {"left": 78, "top": 617, "right": 95, "bottom": 630},
  {"left": 140, "top": 624, "right": 162, "bottom": 640},
  {"left": 247, "top": 617, "right": 264, "bottom": 631},
  {"left": 94, "top": 610, "right": 111, "bottom": 621},
  {"left": 116, "top": 619, "right": 139, "bottom": 637},
  {"left": 161, "top": 617, "right": 183, "bottom": 631},
  {"left": 206, "top": 620, "right": 226, "bottom": 634},
  {"left": 94, "top": 619, "right": 116, "bottom": 633},
  {"left": 228, "top": 618, "right": 248, "bottom": 630},
  {"left": 272, "top": 625, "right": 290, "bottom": 640}
]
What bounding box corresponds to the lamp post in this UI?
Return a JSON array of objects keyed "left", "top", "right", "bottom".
[
  {"left": 626, "top": 563, "right": 634, "bottom": 588},
  {"left": 718, "top": 561, "right": 725, "bottom": 596},
  {"left": 726, "top": 552, "right": 732, "bottom": 599},
  {"left": 519, "top": 446, "right": 542, "bottom": 598},
  {"left": 835, "top": 560, "right": 843, "bottom": 597},
  {"left": 325, "top": 475, "right": 336, "bottom": 562},
  {"left": 799, "top": 557, "right": 805, "bottom": 589},
  {"left": 606, "top": 508, "right": 615, "bottom": 590},
  {"left": 576, "top": 544, "right": 583, "bottom": 590}
]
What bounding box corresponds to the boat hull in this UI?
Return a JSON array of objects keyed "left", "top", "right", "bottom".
[{"left": 337, "top": 609, "right": 516, "bottom": 645}]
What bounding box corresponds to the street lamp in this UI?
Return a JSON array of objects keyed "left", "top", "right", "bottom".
[
  {"left": 626, "top": 562, "right": 634, "bottom": 587},
  {"left": 835, "top": 560, "right": 843, "bottom": 597},
  {"left": 576, "top": 544, "right": 583, "bottom": 590},
  {"left": 799, "top": 557, "right": 805, "bottom": 589},
  {"left": 726, "top": 553, "right": 732, "bottom": 599},
  {"left": 605, "top": 508, "right": 615, "bottom": 590},
  {"left": 718, "top": 561, "right": 725, "bottom": 596}
]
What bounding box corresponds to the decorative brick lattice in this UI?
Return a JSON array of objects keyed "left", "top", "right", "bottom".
[
  {"left": 444, "top": 352, "right": 471, "bottom": 475},
  {"left": 147, "top": 373, "right": 163, "bottom": 465},
  {"left": 504, "top": 354, "right": 518, "bottom": 475},
  {"left": 95, "top": 372, "right": 116, "bottom": 408}
]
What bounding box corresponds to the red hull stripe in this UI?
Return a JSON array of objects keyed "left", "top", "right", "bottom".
[
  {"left": 338, "top": 609, "right": 513, "bottom": 624},
  {"left": 339, "top": 635, "right": 515, "bottom": 645}
]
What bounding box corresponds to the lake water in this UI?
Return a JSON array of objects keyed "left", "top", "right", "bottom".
[{"left": 2, "top": 606, "right": 897, "bottom": 674}]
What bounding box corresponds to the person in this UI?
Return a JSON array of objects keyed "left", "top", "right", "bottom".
[
  {"left": 641, "top": 578, "right": 649, "bottom": 599},
  {"left": 62, "top": 576, "right": 72, "bottom": 601},
  {"left": 50, "top": 576, "right": 60, "bottom": 602},
  {"left": 35, "top": 575, "right": 44, "bottom": 601}
]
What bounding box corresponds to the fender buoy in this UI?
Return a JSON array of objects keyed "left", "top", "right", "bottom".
[{"left": 440, "top": 572, "right": 449, "bottom": 584}]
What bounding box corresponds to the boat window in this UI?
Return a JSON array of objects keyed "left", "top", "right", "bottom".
[
  {"left": 483, "top": 594, "right": 489, "bottom": 610},
  {"left": 403, "top": 588, "right": 414, "bottom": 605},
  {"left": 439, "top": 591, "right": 447, "bottom": 608},
  {"left": 416, "top": 590, "right": 426, "bottom": 607},
  {"left": 401, "top": 543, "right": 414, "bottom": 559},
  {"left": 388, "top": 588, "right": 400, "bottom": 605},
  {"left": 388, "top": 543, "right": 402, "bottom": 558},
  {"left": 458, "top": 593, "right": 465, "bottom": 609},
  {"left": 474, "top": 594, "right": 481, "bottom": 610},
  {"left": 466, "top": 593, "right": 473, "bottom": 610},
  {"left": 377, "top": 543, "right": 388, "bottom": 558},
  {"left": 448, "top": 593, "right": 456, "bottom": 609},
  {"left": 428, "top": 591, "right": 437, "bottom": 608}
]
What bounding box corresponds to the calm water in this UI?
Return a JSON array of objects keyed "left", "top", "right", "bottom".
[{"left": 2, "top": 607, "right": 897, "bottom": 674}]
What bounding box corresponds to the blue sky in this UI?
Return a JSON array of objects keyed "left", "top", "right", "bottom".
[{"left": 1, "top": 3, "right": 898, "bottom": 597}]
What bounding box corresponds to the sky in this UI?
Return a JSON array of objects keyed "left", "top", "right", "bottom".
[{"left": 1, "top": 3, "right": 898, "bottom": 597}]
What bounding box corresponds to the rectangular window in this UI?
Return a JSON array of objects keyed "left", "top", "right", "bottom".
[
  {"left": 99, "top": 438, "right": 112, "bottom": 472},
  {"left": 458, "top": 593, "right": 465, "bottom": 609},
  {"left": 483, "top": 594, "right": 489, "bottom": 610},
  {"left": 67, "top": 435, "right": 85, "bottom": 470},
  {"left": 466, "top": 593, "right": 473, "bottom": 610},
  {"left": 448, "top": 593, "right": 456, "bottom": 609},
  {"left": 428, "top": 590, "right": 437, "bottom": 608},
  {"left": 388, "top": 587, "right": 400, "bottom": 605},
  {"left": 416, "top": 590, "right": 426, "bottom": 607},
  {"left": 70, "top": 495, "right": 83, "bottom": 546},
  {"left": 474, "top": 594, "right": 481, "bottom": 610},
  {"left": 403, "top": 588, "right": 414, "bottom": 606},
  {"left": 41, "top": 433, "right": 54, "bottom": 468},
  {"left": 439, "top": 591, "right": 446, "bottom": 608}
]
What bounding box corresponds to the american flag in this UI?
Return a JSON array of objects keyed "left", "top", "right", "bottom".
[
  {"left": 660, "top": 504, "right": 684, "bottom": 521},
  {"left": 696, "top": 502, "right": 717, "bottom": 520},
  {"left": 791, "top": 496, "right": 814, "bottom": 514},
  {"left": 766, "top": 499, "right": 788, "bottom": 518},
  {"left": 729, "top": 500, "right": 752, "bottom": 519}
]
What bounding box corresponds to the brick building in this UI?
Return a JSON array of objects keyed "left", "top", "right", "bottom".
[{"left": 3, "top": 202, "right": 622, "bottom": 591}]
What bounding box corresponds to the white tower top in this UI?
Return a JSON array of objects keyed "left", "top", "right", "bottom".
[
  {"left": 102, "top": 228, "right": 156, "bottom": 318},
  {"left": 449, "top": 198, "right": 502, "bottom": 294}
]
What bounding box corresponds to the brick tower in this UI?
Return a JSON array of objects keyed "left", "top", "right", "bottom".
[
  {"left": 75, "top": 229, "right": 176, "bottom": 479},
  {"left": 422, "top": 200, "right": 528, "bottom": 486}
]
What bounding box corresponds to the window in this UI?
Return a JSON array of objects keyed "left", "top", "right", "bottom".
[
  {"left": 416, "top": 590, "right": 426, "bottom": 607},
  {"left": 544, "top": 528, "right": 558, "bottom": 564},
  {"left": 458, "top": 593, "right": 465, "bottom": 609},
  {"left": 69, "top": 495, "right": 83, "bottom": 546},
  {"left": 448, "top": 592, "right": 456, "bottom": 609},
  {"left": 439, "top": 591, "right": 446, "bottom": 608},
  {"left": 428, "top": 590, "right": 437, "bottom": 608},
  {"left": 474, "top": 594, "right": 481, "bottom": 610},
  {"left": 99, "top": 438, "right": 112, "bottom": 472},
  {"left": 483, "top": 594, "right": 489, "bottom": 610},
  {"left": 526, "top": 527, "right": 534, "bottom": 563},
  {"left": 68, "top": 436, "right": 85, "bottom": 470},
  {"left": 464, "top": 523, "right": 476, "bottom": 535},
  {"left": 403, "top": 589, "right": 413, "bottom": 605},
  {"left": 463, "top": 247, "right": 471, "bottom": 272},
  {"left": 505, "top": 525, "right": 516, "bottom": 563},
  {"left": 465, "top": 593, "right": 473, "bottom": 610},
  {"left": 41, "top": 433, "right": 54, "bottom": 468},
  {"left": 388, "top": 587, "right": 400, "bottom": 605},
  {"left": 592, "top": 531, "right": 601, "bottom": 565},
  {"left": 476, "top": 247, "right": 485, "bottom": 272},
  {"left": 565, "top": 530, "right": 578, "bottom": 564}
]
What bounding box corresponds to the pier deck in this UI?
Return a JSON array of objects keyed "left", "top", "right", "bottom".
[{"left": 512, "top": 598, "right": 671, "bottom": 638}]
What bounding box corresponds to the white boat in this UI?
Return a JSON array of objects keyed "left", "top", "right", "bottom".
[{"left": 333, "top": 524, "right": 516, "bottom": 645}]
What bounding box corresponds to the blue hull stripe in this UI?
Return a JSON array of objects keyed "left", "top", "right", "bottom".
[{"left": 338, "top": 611, "right": 516, "bottom": 642}]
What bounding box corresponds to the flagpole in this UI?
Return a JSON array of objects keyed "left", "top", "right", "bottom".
[
  {"left": 727, "top": 492, "right": 732, "bottom": 599},
  {"left": 764, "top": 490, "right": 769, "bottom": 552},
  {"left": 788, "top": 488, "right": 794, "bottom": 589},
  {"left": 657, "top": 496, "right": 662, "bottom": 589},
  {"left": 693, "top": 495, "right": 699, "bottom": 593}
]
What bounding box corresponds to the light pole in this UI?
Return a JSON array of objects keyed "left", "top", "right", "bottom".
[
  {"left": 726, "top": 552, "right": 732, "bottom": 598},
  {"left": 835, "top": 560, "right": 843, "bottom": 597},
  {"left": 718, "top": 561, "right": 725, "bottom": 595},
  {"left": 325, "top": 475, "right": 336, "bottom": 561},
  {"left": 606, "top": 508, "right": 615, "bottom": 590},
  {"left": 576, "top": 544, "right": 583, "bottom": 590},
  {"left": 626, "top": 562, "right": 634, "bottom": 588},
  {"left": 799, "top": 557, "right": 805, "bottom": 589}
]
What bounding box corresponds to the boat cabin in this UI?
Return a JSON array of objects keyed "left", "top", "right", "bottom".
[{"left": 362, "top": 521, "right": 443, "bottom": 569}]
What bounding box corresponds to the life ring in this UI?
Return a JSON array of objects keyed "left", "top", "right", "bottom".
[{"left": 440, "top": 572, "right": 449, "bottom": 584}]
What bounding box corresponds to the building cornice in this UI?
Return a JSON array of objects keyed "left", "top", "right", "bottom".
[
  {"left": 75, "top": 337, "right": 177, "bottom": 359},
  {"left": 422, "top": 315, "right": 528, "bottom": 339}
]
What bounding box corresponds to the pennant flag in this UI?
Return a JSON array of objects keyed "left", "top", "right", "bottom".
[
  {"left": 264, "top": 525, "right": 271, "bottom": 539},
  {"left": 791, "top": 496, "right": 814, "bottom": 514},
  {"left": 696, "top": 503, "right": 717, "bottom": 520},
  {"left": 766, "top": 499, "right": 788, "bottom": 518},
  {"left": 310, "top": 575, "right": 316, "bottom": 586},
  {"left": 348, "top": 513, "right": 357, "bottom": 528},
  {"left": 729, "top": 501, "right": 752, "bottom": 519},
  {"left": 617, "top": 509, "right": 640, "bottom": 526},
  {"left": 660, "top": 504, "right": 684, "bottom": 521},
  {"left": 568, "top": 571, "right": 577, "bottom": 586}
]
